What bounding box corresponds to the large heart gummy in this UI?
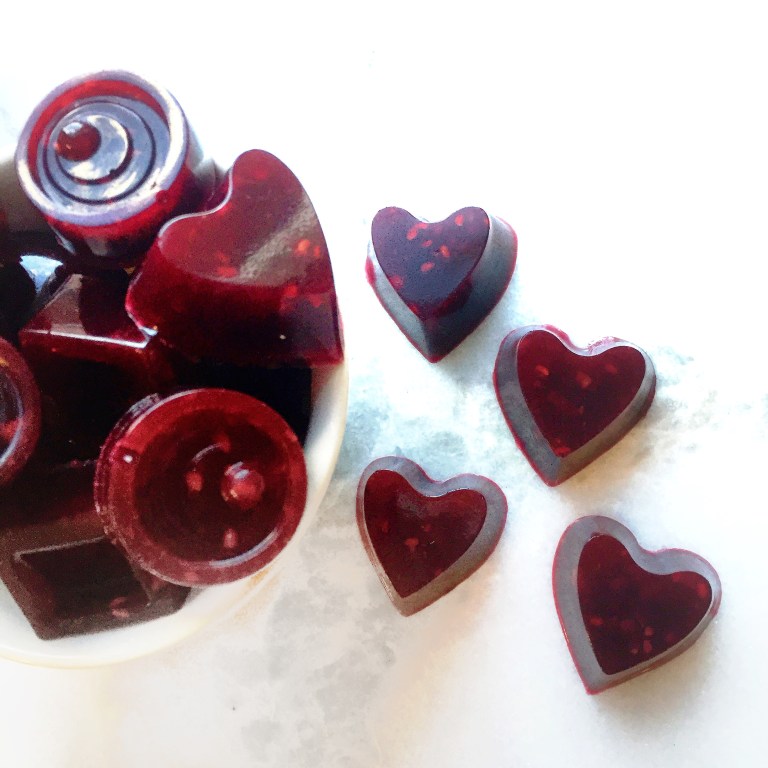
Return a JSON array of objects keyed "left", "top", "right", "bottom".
[
  {"left": 494, "top": 325, "right": 655, "bottom": 485},
  {"left": 553, "top": 516, "right": 721, "bottom": 694},
  {"left": 366, "top": 207, "right": 516, "bottom": 362},
  {"left": 126, "top": 149, "right": 343, "bottom": 367},
  {"left": 357, "top": 456, "right": 507, "bottom": 615}
]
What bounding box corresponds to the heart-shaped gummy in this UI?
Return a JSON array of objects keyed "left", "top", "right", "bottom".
[
  {"left": 126, "top": 149, "right": 343, "bottom": 367},
  {"left": 357, "top": 456, "right": 507, "bottom": 615},
  {"left": 553, "top": 516, "right": 721, "bottom": 694},
  {"left": 494, "top": 325, "right": 655, "bottom": 485},
  {"left": 366, "top": 207, "right": 516, "bottom": 362}
]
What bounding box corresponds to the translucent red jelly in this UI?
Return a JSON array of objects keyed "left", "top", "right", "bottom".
[
  {"left": 96, "top": 388, "right": 308, "bottom": 586},
  {"left": 357, "top": 457, "right": 507, "bottom": 615},
  {"left": 15, "top": 71, "right": 215, "bottom": 266},
  {"left": 19, "top": 272, "right": 173, "bottom": 463},
  {"left": 578, "top": 535, "right": 712, "bottom": 675},
  {"left": 0, "top": 338, "right": 41, "bottom": 487},
  {"left": 367, "top": 206, "right": 516, "bottom": 362},
  {"left": 552, "top": 516, "right": 721, "bottom": 694},
  {"left": 0, "top": 462, "right": 189, "bottom": 639},
  {"left": 364, "top": 472, "right": 486, "bottom": 597},
  {"left": 0, "top": 74, "right": 334, "bottom": 642},
  {"left": 494, "top": 325, "right": 655, "bottom": 485},
  {"left": 126, "top": 149, "right": 343, "bottom": 367}
]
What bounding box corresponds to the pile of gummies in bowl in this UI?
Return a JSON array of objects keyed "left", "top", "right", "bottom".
[{"left": 0, "top": 71, "right": 343, "bottom": 641}]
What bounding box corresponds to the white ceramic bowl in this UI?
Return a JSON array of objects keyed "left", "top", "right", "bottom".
[{"left": 0, "top": 147, "right": 348, "bottom": 667}]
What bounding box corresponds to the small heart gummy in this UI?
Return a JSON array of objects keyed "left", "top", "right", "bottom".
[
  {"left": 357, "top": 456, "right": 507, "bottom": 615},
  {"left": 553, "top": 515, "right": 721, "bottom": 694},
  {"left": 494, "top": 325, "right": 655, "bottom": 485},
  {"left": 126, "top": 149, "right": 343, "bottom": 367},
  {"left": 367, "top": 207, "right": 516, "bottom": 362}
]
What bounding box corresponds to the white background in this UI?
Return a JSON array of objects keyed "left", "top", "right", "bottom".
[{"left": 1, "top": 2, "right": 766, "bottom": 766}]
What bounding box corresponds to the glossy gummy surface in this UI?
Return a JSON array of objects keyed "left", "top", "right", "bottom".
[
  {"left": 0, "top": 338, "right": 41, "bottom": 487},
  {"left": 494, "top": 325, "right": 655, "bottom": 485},
  {"left": 552, "top": 516, "right": 721, "bottom": 694},
  {"left": 0, "top": 462, "right": 189, "bottom": 640},
  {"left": 0, "top": 233, "right": 68, "bottom": 342},
  {"left": 0, "top": 108, "right": 348, "bottom": 661},
  {"left": 96, "top": 388, "right": 308, "bottom": 586},
  {"left": 19, "top": 272, "right": 173, "bottom": 463},
  {"left": 578, "top": 535, "right": 712, "bottom": 675},
  {"left": 367, "top": 206, "right": 516, "bottom": 361},
  {"left": 15, "top": 71, "right": 215, "bottom": 265},
  {"left": 126, "top": 149, "right": 343, "bottom": 367},
  {"left": 357, "top": 456, "right": 507, "bottom": 615}
]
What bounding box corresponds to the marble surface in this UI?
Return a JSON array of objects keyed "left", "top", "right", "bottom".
[{"left": 1, "top": 2, "right": 766, "bottom": 765}]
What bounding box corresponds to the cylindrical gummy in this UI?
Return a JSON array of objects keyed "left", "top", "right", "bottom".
[
  {"left": 15, "top": 71, "right": 215, "bottom": 266},
  {"left": 95, "top": 389, "right": 307, "bottom": 586},
  {"left": 0, "top": 337, "right": 41, "bottom": 487}
]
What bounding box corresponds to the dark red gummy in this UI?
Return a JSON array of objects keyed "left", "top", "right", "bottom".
[
  {"left": 15, "top": 71, "right": 215, "bottom": 266},
  {"left": 367, "top": 206, "right": 516, "bottom": 361},
  {"left": 578, "top": 535, "right": 712, "bottom": 676},
  {"left": 552, "top": 516, "right": 721, "bottom": 694},
  {"left": 372, "top": 207, "right": 491, "bottom": 317},
  {"left": 0, "top": 338, "right": 41, "bottom": 486},
  {"left": 0, "top": 462, "right": 188, "bottom": 639},
  {"left": 0, "top": 233, "right": 68, "bottom": 342},
  {"left": 494, "top": 326, "right": 655, "bottom": 485},
  {"left": 126, "top": 149, "right": 343, "bottom": 367},
  {"left": 19, "top": 272, "right": 174, "bottom": 463},
  {"left": 95, "top": 388, "right": 307, "bottom": 585},
  {"left": 516, "top": 330, "right": 647, "bottom": 455},
  {"left": 364, "top": 470, "right": 487, "bottom": 598},
  {"left": 357, "top": 457, "right": 507, "bottom": 615}
]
